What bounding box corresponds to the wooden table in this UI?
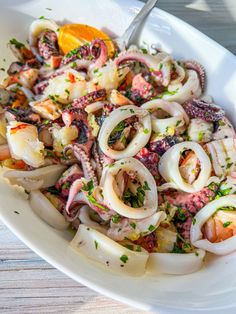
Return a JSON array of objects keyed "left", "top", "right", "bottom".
[{"left": 1, "top": 0, "right": 236, "bottom": 313}]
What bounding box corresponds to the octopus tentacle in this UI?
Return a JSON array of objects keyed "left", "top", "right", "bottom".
[
  {"left": 71, "top": 89, "right": 107, "bottom": 109},
  {"left": 184, "top": 60, "right": 206, "bottom": 91},
  {"left": 65, "top": 179, "right": 114, "bottom": 221},
  {"left": 62, "top": 108, "right": 94, "bottom": 154},
  {"left": 65, "top": 178, "right": 85, "bottom": 219},
  {"left": 62, "top": 45, "right": 90, "bottom": 65},
  {"left": 91, "top": 39, "right": 108, "bottom": 68},
  {"left": 62, "top": 38, "right": 108, "bottom": 68},
  {"left": 38, "top": 30, "right": 59, "bottom": 60},
  {"left": 92, "top": 142, "right": 103, "bottom": 180},
  {"left": 65, "top": 144, "right": 98, "bottom": 186},
  {"left": 184, "top": 99, "right": 225, "bottom": 122}
]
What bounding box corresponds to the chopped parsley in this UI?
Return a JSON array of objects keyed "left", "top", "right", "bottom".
[
  {"left": 61, "top": 182, "right": 70, "bottom": 189},
  {"left": 112, "top": 214, "right": 121, "bottom": 223},
  {"left": 71, "top": 61, "right": 77, "bottom": 68},
  {"left": 218, "top": 120, "right": 226, "bottom": 127},
  {"left": 94, "top": 240, "right": 98, "bottom": 249},
  {"left": 143, "top": 128, "right": 149, "bottom": 134},
  {"left": 157, "top": 88, "right": 179, "bottom": 99},
  {"left": 9, "top": 38, "right": 24, "bottom": 49},
  {"left": 47, "top": 186, "right": 60, "bottom": 195},
  {"left": 148, "top": 224, "right": 155, "bottom": 232},
  {"left": 226, "top": 162, "right": 233, "bottom": 169},
  {"left": 176, "top": 207, "right": 187, "bottom": 221},
  {"left": 135, "top": 245, "right": 142, "bottom": 252},
  {"left": 120, "top": 254, "right": 128, "bottom": 264},
  {"left": 130, "top": 222, "right": 136, "bottom": 229},
  {"left": 171, "top": 243, "right": 185, "bottom": 254},
  {"left": 108, "top": 121, "right": 126, "bottom": 145},
  {"left": 141, "top": 48, "right": 148, "bottom": 54},
  {"left": 45, "top": 150, "right": 54, "bottom": 157},
  {"left": 39, "top": 16, "right": 45, "bottom": 19},
  {"left": 176, "top": 120, "right": 182, "bottom": 127},
  {"left": 125, "top": 244, "right": 133, "bottom": 250},
  {"left": 198, "top": 132, "right": 204, "bottom": 141},
  {"left": 123, "top": 186, "right": 145, "bottom": 208},
  {"left": 65, "top": 47, "right": 80, "bottom": 58},
  {"left": 223, "top": 221, "right": 232, "bottom": 228},
  {"left": 82, "top": 180, "right": 108, "bottom": 211},
  {"left": 143, "top": 181, "right": 150, "bottom": 191}
]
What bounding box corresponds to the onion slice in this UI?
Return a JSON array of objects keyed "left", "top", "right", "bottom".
[
  {"left": 98, "top": 105, "right": 151, "bottom": 159},
  {"left": 103, "top": 157, "right": 158, "bottom": 219},
  {"left": 147, "top": 249, "right": 205, "bottom": 275},
  {"left": 70, "top": 224, "right": 149, "bottom": 276},
  {"left": 158, "top": 141, "right": 211, "bottom": 193},
  {"left": 4, "top": 164, "right": 66, "bottom": 190},
  {"left": 29, "top": 190, "right": 69, "bottom": 230},
  {"left": 190, "top": 195, "right": 236, "bottom": 255}
]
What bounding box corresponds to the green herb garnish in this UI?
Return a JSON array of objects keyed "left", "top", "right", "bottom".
[
  {"left": 130, "top": 222, "right": 136, "bottom": 229},
  {"left": 120, "top": 254, "right": 128, "bottom": 264},
  {"left": 9, "top": 38, "right": 24, "bottom": 49}
]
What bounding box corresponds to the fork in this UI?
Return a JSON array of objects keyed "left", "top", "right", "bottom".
[{"left": 114, "top": 0, "right": 158, "bottom": 51}]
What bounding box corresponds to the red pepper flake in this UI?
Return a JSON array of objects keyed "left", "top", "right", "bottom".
[{"left": 68, "top": 72, "right": 76, "bottom": 83}]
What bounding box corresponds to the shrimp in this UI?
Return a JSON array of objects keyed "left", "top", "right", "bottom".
[
  {"left": 6, "top": 121, "right": 44, "bottom": 167},
  {"left": 179, "top": 151, "right": 200, "bottom": 184},
  {"left": 203, "top": 210, "right": 236, "bottom": 243}
]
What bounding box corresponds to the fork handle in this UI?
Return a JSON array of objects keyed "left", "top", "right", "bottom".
[{"left": 120, "top": 0, "right": 158, "bottom": 48}]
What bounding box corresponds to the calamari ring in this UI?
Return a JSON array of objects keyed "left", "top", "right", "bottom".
[
  {"left": 147, "top": 249, "right": 205, "bottom": 275},
  {"left": 98, "top": 105, "right": 151, "bottom": 159},
  {"left": 142, "top": 99, "right": 189, "bottom": 135},
  {"left": 162, "top": 70, "right": 202, "bottom": 104},
  {"left": 78, "top": 205, "right": 107, "bottom": 234},
  {"left": 103, "top": 157, "right": 158, "bottom": 219},
  {"left": 190, "top": 195, "right": 236, "bottom": 255},
  {"left": 70, "top": 224, "right": 149, "bottom": 276},
  {"left": 158, "top": 141, "right": 211, "bottom": 193}
]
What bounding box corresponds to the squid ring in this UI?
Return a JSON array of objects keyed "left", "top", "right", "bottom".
[
  {"left": 142, "top": 99, "right": 189, "bottom": 135},
  {"left": 190, "top": 195, "right": 236, "bottom": 255},
  {"left": 102, "top": 157, "right": 158, "bottom": 219},
  {"left": 70, "top": 224, "right": 149, "bottom": 276},
  {"left": 98, "top": 105, "right": 151, "bottom": 159},
  {"left": 147, "top": 249, "right": 205, "bottom": 275},
  {"left": 158, "top": 141, "right": 211, "bottom": 193}
]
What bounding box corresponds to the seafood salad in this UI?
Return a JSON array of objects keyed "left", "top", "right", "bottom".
[{"left": 1, "top": 17, "right": 236, "bottom": 277}]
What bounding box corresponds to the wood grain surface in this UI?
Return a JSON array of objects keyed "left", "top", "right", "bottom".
[{"left": 1, "top": 0, "right": 236, "bottom": 313}]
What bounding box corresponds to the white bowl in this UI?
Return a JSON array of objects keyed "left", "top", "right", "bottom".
[{"left": 1, "top": 0, "right": 236, "bottom": 313}]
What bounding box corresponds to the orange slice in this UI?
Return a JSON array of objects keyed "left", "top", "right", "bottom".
[{"left": 58, "top": 23, "right": 115, "bottom": 57}]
